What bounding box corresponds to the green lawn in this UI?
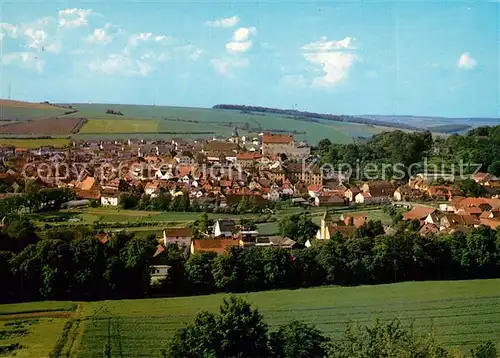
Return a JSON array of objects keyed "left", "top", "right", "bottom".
[
  {"left": 1, "top": 280, "right": 498, "bottom": 357},
  {"left": 78, "top": 119, "right": 160, "bottom": 134},
  {"left": 0, "top": 138, "right": 70, "bottom": 148}
]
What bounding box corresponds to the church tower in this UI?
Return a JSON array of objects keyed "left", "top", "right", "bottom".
[{"left": 319, "top": 211, "right": 332, "bottom": 240}]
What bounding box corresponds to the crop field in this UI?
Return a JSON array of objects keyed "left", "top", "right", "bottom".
[
  {"left": 0, "top": 138, "right": 71, "bottom": 148},
  {"left": 1, "top": 279, "right": 499, "bottom": 357},
  {"left": 0, "top": 100, "right": 68, "bottom": 121},
  {"left": 0, "top": 118, "right": 85, "bottom": 135},
  {"left": 68, "top": 103, "right": 385, "bottom": 143},
  {"left": 0, "top": 302, "right": 77, "bottom": 357},
  {"left": 78, "top": 119, "right": 160, "bottom": 134}
]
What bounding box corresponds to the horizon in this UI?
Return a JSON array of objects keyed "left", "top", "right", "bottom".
[{"left": 1, "top": 1, "right": 499, "bottom": 118}]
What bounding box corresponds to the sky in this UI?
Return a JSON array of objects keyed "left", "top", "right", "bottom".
[{"left": 0, "top": 0, "right": 499, "bottom": 118}]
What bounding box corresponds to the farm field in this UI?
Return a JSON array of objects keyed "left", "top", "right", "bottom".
[
  {"left": 0, "top": 100, "right": 69, "bottom": 120},
  {"left": 78, "top": 119, "right": 160, "bottom": 134},
  {"left": 1, "top": 279, "right": 499, "bottom": 357},
  {"left": 0, "top": 138, "right": 71, "bottom": 148},
  {"left": 0, "top": 118, "right": 85, "bottom": 135}
]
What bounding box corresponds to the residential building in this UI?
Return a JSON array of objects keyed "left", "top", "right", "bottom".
[
  {"left": 190, "top": 239, "right": 240, "bottom": 254},
  {"left": 261, "top": 133, "right": 310, "bottom": 159},
  {"left": 214, "top": 219, "right": 236, "bottom": 237},
  {"left": 101, "top": 190, "right": 120, "bottom": 206}
]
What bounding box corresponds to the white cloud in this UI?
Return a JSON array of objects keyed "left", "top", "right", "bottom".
[
  {"left": 0, "top": 23, "right": 18, "bottom": 38},
  {"left": 88, "top": 50, "right": 169, "bottom": 77},
  {"left": 58, "top": 8, "right": 92, "bottom": 28},
  {"left": 205, "top": 16, "right": 240, "bottom": 28},
  {"left": 299, "top": 36, "right": 359, "bottom": 88},
  {"left": 128, "top": 32, "right": 169, "bottom": 46},
  {"left": 232, "top": 27, "right": 256, "bottom": 42},
  {"left": 175, "top": 45, "right": 203, "bottom": 61},
  {"left": 2, "top": 52, "right": 44, "bottom": 73},
  {"left": 226, "top": 41, "right": 252, "bottom": 53},
  {"left": 86, "top": 28, "right": 112, "bottom": 45},
  {"left": 458, "top": 52, "right": 477, "bottom": 70},
  {"left": 224, "top": 26, "right": 257, "bottom": 54},
  {"left": 211, "top": 57, "right": 249, "bottom": 76},
  {"left": 302, "top": 36, "right": 356, "bottom": 51}
]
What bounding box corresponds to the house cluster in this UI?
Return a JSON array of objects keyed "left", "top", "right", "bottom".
[
  {"left": 0, "top": 134, "right": 319, "bottom": 207},
  {"left": 401, "top": 196, "right": 500, "bottom": 234},
  {"left": 149, "top": 220, "right": 299, "bottom": 282}
]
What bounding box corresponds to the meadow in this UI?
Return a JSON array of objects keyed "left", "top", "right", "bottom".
[
  {"left": 0, "top": 279, "right": 499, "bottom": 357},
  {"left": 30, "top": 206, "right": 391, "bottom": 238},
  {"left": 78, "top": 119, "right": 160, "bottom": 134},
  {"left": 0, "top": 138, "right": 71, "bottom": 148}
]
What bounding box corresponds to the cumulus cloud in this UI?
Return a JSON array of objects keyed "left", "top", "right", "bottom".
[
  {"left": 205, "top": 15, "right": 240, "bottom": 28},
  {"left": 211, "top": 57, "right": 249, "bottom": 76},
  {"left": 0, "top": 23, "right": 18, "bottom": 38},
  {"left": 58, "top": 8, "right": 92, "bottom": 28},
  {"left": 225, "top": 26, "right": 257, "bottom": 53},
  {"left": 85, "top": 25, "right": 116, "bottom": 45},
  {"left": 226, "top": 41, "right": 252, "bottom": 53},
  {"left": 232, "top": 27, "right": 256, "bottom": 42},
  {"left": 299, "top": 36, "right": 359, "bottom": 88},
  {"left": 457, "top": 52, "right": 477, "bottom": 70},
  {"left": 2, "top": 52, "right": 44, "bottom": 73},
  {"left": 88, "top": 50, "right": 169, "bottom": 77}
]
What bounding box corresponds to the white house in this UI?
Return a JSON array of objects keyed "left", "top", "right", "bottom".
[
  {"left": 267, "top": 189, "right": 281, "bottom": 202},
  {"left": 144, "top": 183, "right": 160, "bottom": 198},
  {"left": 101, "top": 191, "right": 120, "bottom": 206}
]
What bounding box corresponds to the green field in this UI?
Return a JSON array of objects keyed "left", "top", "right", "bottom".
[
  {"left": 0, "top": 106, "right": 68, "bottom": 121},
  {"left": 66, "top": 103, "right": 389, "bottom": 143},
  {"left": 78, "top": 119, "right": 160, "bottom": 134},
  {"left": 0, "top": 280, "right": 499, "bottom": 357},
  {"left": 0, "top": 138, "right": 71, "bottom": 148}
]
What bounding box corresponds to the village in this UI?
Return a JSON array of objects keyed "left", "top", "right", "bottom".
[{"left": 1, "top": 130, "right": 500, "bottom": 278}]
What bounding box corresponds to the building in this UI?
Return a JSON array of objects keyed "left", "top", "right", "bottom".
[
  {"left": 261, "top": 133, "right": 310, "bottom": 159},
  {"left": 101, "top": 190, "right": 120, "bottom": 206},
  {"left": 214, "top": 219, "right": 236, "bottom": 237},
  {"left": 285, "top": 163, "right": 322, "bottom": 186},
  {"left": 190, "top": 238, "right": 240, "bottom": 254},
  {"left": 162, "top": 227, "right": 193, "bottom": 253},
  {"left": 314, "top": 211, "right": 356, "bottom": 242}
]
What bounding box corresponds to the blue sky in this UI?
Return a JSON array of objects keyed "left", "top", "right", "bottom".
[{"left": 1, "top": 0, "right": 499, "bottom": 118}]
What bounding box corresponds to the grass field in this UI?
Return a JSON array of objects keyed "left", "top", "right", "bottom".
[
  {"left": 0, "top": 138, "right": 71, "bottom": 148},
  {"left": 0, "top": 279, "right": 499, "bottom": 357},
  {"left": 78, "top": 119, "right": 160, "bottom": 134}
]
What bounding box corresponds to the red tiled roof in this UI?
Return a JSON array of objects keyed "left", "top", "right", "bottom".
[
  {"left": 164, "top": 227, "right": 192, "bottom": 238},
  {"left": 403, "top": 207, "right": 436, "bottom": 221},
  {"left": 191, "top": 239, "right": 239, "bottom": 254},
  {"left": 262, "top": 134, "right": 293, "bottom": 144},
  {"left": 236, "top": 152, "right": 262, "bottom": 160}
]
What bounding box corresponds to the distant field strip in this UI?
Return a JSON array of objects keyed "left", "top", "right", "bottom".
[
  {"left": 0, "top": 118, "right": 85, "bottom": 135},
  {"left": 78, "top": 119, "right": 159, "bottom": 133},
  {"left": 0, "top": 138, "right": 71, "bottom": 148}
]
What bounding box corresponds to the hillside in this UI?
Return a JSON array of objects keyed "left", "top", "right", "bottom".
[{"left": 0, "top": 279, "right": 499, "bottom": 357}]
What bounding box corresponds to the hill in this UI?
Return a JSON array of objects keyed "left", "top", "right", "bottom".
[{"left": 0, "top": 279, "right": 499, "bottom": 357}]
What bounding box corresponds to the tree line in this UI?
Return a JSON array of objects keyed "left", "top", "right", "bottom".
[
  {"left": 317, "top": 125, "right": 500, "bottom": 178},
  {"left": 165, "top": 296, "right": 496, "bottom": 358},
  {"left": 1, "top": 216, "right": 500, "bottom": 303}
]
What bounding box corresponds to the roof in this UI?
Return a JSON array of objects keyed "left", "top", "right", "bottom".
[
  {"left": 164, "top": 227, "right": 192, "bottom": 238},
  {"left": 79, "top": 176, "right": 96, "bottom": 191},
  {"left": 262, "top": 133, "right": 293, "bottom": 144},
  {"left": 326, "top": 225, "right": 357, "bottom": 237},
  {"left": 403, "top": 206, "right": 437, "bottom": 221},
  {"left": 236, "top": 152, "right": 262, "bottom": 160},
  {"left": 191, "top": 239, "right": 240, "bottom": 254},
  {"left": 479, "top": 218, "right": 500, "bottom": 229},
  {"left": 215, "top": 219, "right": 236, "bottom": 232},
  {"left": 419, "top": 223, "right": 439, "bottom": 236},
  {"left": 153, "top": 244, "right": 165, "bottom": 258}
]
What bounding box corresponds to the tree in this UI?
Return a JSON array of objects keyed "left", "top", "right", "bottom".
[
  {"left": 185, "top": 252, "right": 217, "bottom": 293},
  {"left": 468, "top": 341, "right": 497, "bottom": 358},
  {"left": 457, "top": 179, "right": 485, "bottom": 198},
  {"left": 330, "top": 318, "right": 450, "bottom": 358},
  {"left": 167, "top": 297, "right": 270, "bottom": 358},
  {"left": 278, "top": 213, "right": 319, "bottom": 245},
  {"left": 487, "top": 161, "right": 500, "bottom": 177},
  {"left": 269, "top": 320, "right": 330, "bottom": 358}
]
